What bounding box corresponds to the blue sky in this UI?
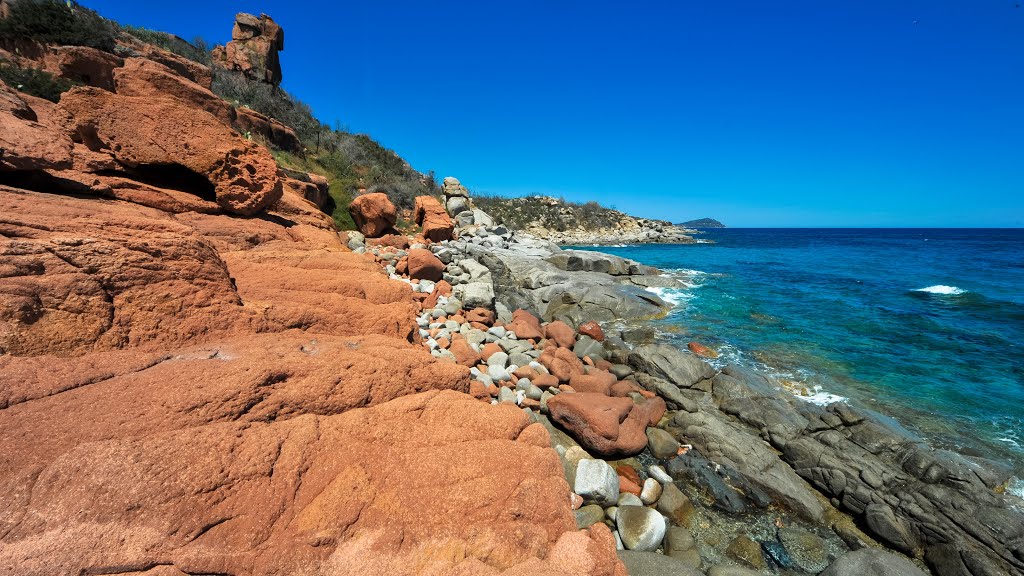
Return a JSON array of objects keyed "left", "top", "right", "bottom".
[{"left": 87, "top": 1, "right": 1022, "bottom": 227}]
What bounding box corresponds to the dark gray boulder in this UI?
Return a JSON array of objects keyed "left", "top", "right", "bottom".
[
  {"left": 628, "top": 344, "right": 716, "bottom": 389},
  {"left": 617, "top": 550, "right": 704, "bottom": 576}
]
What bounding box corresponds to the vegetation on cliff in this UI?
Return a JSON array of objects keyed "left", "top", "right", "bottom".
[
  {"left": 678, "top": 218, "right": 725, "bottom": 228},
  {"left": 0, "top": 0, "right": 438, "bottom": 230}
]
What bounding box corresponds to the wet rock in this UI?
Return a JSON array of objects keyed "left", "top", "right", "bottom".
[
  {"left": 821, "top": 549, "right": 927, "bottom": 576},
  {"left": 726, "top": 535, "right": 767, "bottom": 570},
  {"left": 656, "top": 482, "right": 695, "bottom": 526},
  {"left": 707, "top": 566, "right": 762, "bottom": 576},
  {"left": 687, "top": 341, "right": 719, "bottom": 358},
  {"left": 617, "top": 550, "right": 703, "bottom": 576},
  {"left": 778, "top": 528, "right": 829, "bottom": 573},
  {"left": 646, "top": 427, "right": 681, "bottom": 460},
  {"left": 578, "top": 320, "right": 605, "bottom": 342},
  {"left": 616, "top": 506, "right": 666, "bottom": 552}
]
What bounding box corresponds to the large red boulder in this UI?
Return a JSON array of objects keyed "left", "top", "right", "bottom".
[
  {"left": 349, "top": 193, "right": 397, "bottom": 238},
  {"left": 508, "top": 308, "right": 544, "bottom": 340},
  {"left": 414, "top": 195, "right": 454, "bottom": 242},
  {"left": 540, "top": 346, "right": 585, "bottom": 383},
  {"left": 547, "top": 393, "right": 667, "bottom": 459},
  {"left": 568, "top": 370, "right": 617, "bottom": 395},
  {"left": 44, "top": 45, "right": 123, "bottom": 91},
  {"left": 57, "top": 86, "right": 283, "bottom": 215},
  {"left": 545, "top": 320, "right": 577, "bottom": 348},
  {"left": 114, "top": 57, "right": 236, "bottom": 126},
  {"left": 407, "top": 248, "right": 444, "bottom": 282}
]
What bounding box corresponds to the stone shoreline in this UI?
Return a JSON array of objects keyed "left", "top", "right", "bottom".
[{"left": 351, "top": 190, "right": 1024, "bottom": 576}]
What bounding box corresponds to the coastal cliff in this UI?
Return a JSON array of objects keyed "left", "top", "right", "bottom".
[{"left": 1, "top": 3, "right": 1022, "bottom": 576}]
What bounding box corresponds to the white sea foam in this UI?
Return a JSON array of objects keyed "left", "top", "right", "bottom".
[
  {"left": 914, "top": 285, "right": 967, "bottom": 295},
  {"left": 645, "top": 286, "right": 690, "bottom": 306},
  {"left": 1007, "top": 477, "right": 1024, "bottom": 500},
  {"left": 794, "top": 386, "right": 848, "bottom": 406}
]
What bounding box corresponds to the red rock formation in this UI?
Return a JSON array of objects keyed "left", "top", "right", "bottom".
[
  {"left": 407, "top": 248, "right": 444, "bottom": 282},
  {"left": 545, "top": 320, "right": 577, "bottom": 348},
  {"left": 509, "top": 308, "right": 545, "bottom": 340},
  {"left": 414, "top": 195, "right": 454, "bottom": 242},
  {"left": 546, "top": 393, "right": 667, "bottom": 459},
  {"left": 578, "top": 320, "right": 605, "bottom": 342},
  {"left": 349, "top": 192, "right": 397, "bottom": 237},
  {"left": 57, "top": 86, "right": 283, "bottom": 215},
  {"left": 212, "top": 13, "right": 284, "bottom": 86},
  {"left": 0, "top": 26, "right": 624, "bottom": 574}
]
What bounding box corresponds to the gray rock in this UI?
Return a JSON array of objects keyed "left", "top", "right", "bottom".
[
  {"left": 573, "top": 335, "right": 605, "bottom": 360},
  {"left": 446, "top": 196, "right": 470, "bottom": 216},
  {"left": 778, "top": 527, "right": 829, "bottom": 573},
  {"left": 616, "top": 550, "right": 703, "bottom": 576},
  {"left": 646, "top": 427, "right": 681, "bottom": 460},
  {"left": 526, "top": 384, "right": 543, "bottom": 401},
  {"left": 456, "top": 211, "right": 475, "bottom": 227},
  {"left": 649, "top": 465, "right": 673, "bottom": 485},
  {"left": 821, "top": 549, "right": 927, "bottom": 576},
  {"left": 472, "top": 209, "right": 494, "bottom": 227},
  {"left": 346, "top": 231, "right": 365, "bottom": 249},
  {"left": 574, "top": 504, "right": 604, "bottom": 529},
  {"left": 726, "top": 535, "right": 767, "bottom": 570},
  {"left": 455, "top": 281, "right": 494, "bottom": 308},
  {"left": 628, "top": 344, "right": 716, "bottom": 389},
  {"left": 574, "top": 458, "right": 619, "bottom": 506},
  {"left": 497, "top": 387, "right": 516, "bottom": 404},
  {"left": 663, "top": 525, "right": 695, "bottom": 555},
  {"left": 487, "top": 364, "right": 510, "bottom": 382},
  {"left": 609, "top": 363, "right": 633, "bottom": 379},
  {"left": 707, "top": 566, "right": 763, "bottom": 576},
  {"left": 486, "top": 351, "right": 509, "bottom": 368},
  {"left": 639, "top": 477, "right": 662, "bottom": 505},
  {"left": 617, "top": 493, "right": 643, "bottom": 507},
  {"left": 616, "top": 506, "right": 666, "bottom": 551},
  {"left": 656, "top": 482, "right": 694, "bottom": 526}
]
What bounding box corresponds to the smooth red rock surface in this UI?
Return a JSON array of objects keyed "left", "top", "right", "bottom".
[
  {"left": 509, "top": 308, "right": 545, "bottom": 340},
  {"left": 546, "top": 393, "right": 667, "bottom": 459},
  {"left": 407, "top": 248, "right": 444, "bottom": 282},
  {"left": 545, "top": 320, "right": 576, "bottom": 348},
  {"left": 349, "top": 193, "right": 398, "bottom": 238}
]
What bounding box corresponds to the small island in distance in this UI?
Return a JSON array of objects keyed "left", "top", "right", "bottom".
[{"left": 678, "top": 217, "right": 726, "bottom": 228}]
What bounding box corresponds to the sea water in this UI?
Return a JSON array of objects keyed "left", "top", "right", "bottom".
[{"left": 577, "top": 229, "right": 1024, "bottom": 487}]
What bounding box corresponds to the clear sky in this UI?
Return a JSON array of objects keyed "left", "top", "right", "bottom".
[{"left": 86, "top": 1, "right": 1022, "bottom": 227}]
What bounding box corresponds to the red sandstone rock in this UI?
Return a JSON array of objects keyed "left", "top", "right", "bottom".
[
  {"left": 45, "top": 45, "right": 123, "bottom": 90},
  {"left": 481, "top": 342, "right": 503, "bottom": 362},
  {"left": 688, "top": 341, "right": 720, "bottom": 359},
  {"left": 366, "top": 233, "right": 410, "bottom": 250},
  {"left": 534, "top": 374, "right": 560, "bottom": 389},
  {"left": 407, "top": 248, "right": 444, "bottom": 282},
  {"left": 545, "top": 320, "right": 577, "bottom": 348},
  {"left": 619, "top": 476, "right": 643, "bottom": 497},
  {"left": 467, "top": 307, "right": 496, "bottom": 326},
  {"left": 233, "top": 106, "right": 303, "bottom": 153},
  {"left": 450, "top": 337, "right": 482, "bottom": 367},
  {"left": 578, "top": 321, "right": 605, "bottom": 342},
  {"left": 509, "top": 308, "right": 545, "bottom": 340},
  {"left": 414, "top": 195, "right": 454, "bottom": 242},
  {"left": 114, "top": 57, "right": 236, "bottom": 126},
  {"left": 212, "top": 13, "right": 285, "bottom": 85},
  {"left": 57, "top": 86, "right": 283, "bottom": 215},
  {"left": 546, "top": 393, "right": 667, "bottom": 459},
  {"left": 616, "top": 465, "right": 642, "bottom": 487},
  {"left": 0, "top": 82, "right": 73, "bottom": 172},
  {"left": 540, "top": 346, "right": 585, "bottom": 383},
  {"left": 349, "top": 193, "right": 397, "bottom": 237},
  {"left": 568, "top": 370, "right": 617, "bottom": 395}
]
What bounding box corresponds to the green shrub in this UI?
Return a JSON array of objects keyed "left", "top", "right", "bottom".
[
  {"left": 120, "top": 25, "right": 211, "bottom": 65},
  {"left": 474, "top": 195, "right": 625, "bottom": 232},
  {"left": 0, "top": 61, "right": 76, "bottom": 101},
  {"left": 0, "top": 0, "right": 117, "bottom": 52}
]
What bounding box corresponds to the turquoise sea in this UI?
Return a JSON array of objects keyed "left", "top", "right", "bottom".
[{"left": 578, "top": 229, "right": 1024, "bottom": 489}]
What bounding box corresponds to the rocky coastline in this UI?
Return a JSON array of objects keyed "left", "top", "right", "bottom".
[
  {"left": 1, "top": 6, "right": 1022, "bottom": 576},
  {"left": 347, "top": 184, "right": 1024, "bottom": 576}
]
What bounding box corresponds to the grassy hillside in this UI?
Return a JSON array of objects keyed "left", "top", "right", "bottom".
[
  {"left": 0, "top": 0, "right": 440, "bottom": 229},
  {"left": 473, "top": 194, "right": 637, "bottom": 232}
]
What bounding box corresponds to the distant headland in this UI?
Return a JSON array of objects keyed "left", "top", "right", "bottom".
[{"left": 678, "top": 218, "right": 726, "bottom": 228}]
